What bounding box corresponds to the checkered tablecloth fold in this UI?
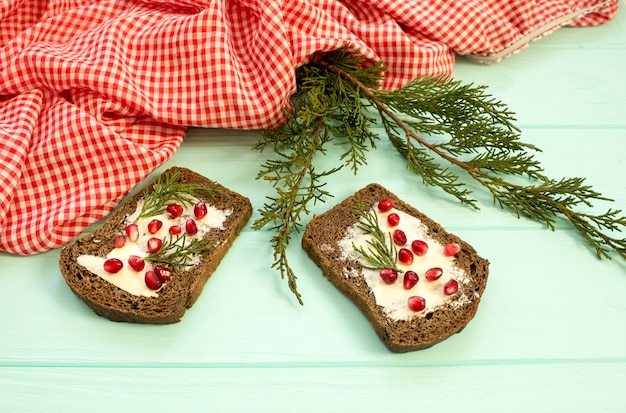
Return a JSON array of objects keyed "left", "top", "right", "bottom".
[{"left": 0, "top": 0, "right": 618, "bottom": 254}]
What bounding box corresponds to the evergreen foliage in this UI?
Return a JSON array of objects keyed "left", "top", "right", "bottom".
[{"left": 253, "top": 48, "right": 626, "bottom": 303}]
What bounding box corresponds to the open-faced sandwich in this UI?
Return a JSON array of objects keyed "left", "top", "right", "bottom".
[
  {"left": 302, "top": 183, "right": 489, "bottom": 352},
  {"left": 59, "top": 167, "right": 252, "bottom": 323}
]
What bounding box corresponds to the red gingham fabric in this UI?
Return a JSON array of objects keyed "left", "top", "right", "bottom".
[{"left": 0, "top": 0, "right": 619, "bottom": 255}]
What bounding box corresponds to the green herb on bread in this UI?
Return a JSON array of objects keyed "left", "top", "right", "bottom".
[
  {"left": 145, "top": 234, "right": 215, "bottom": 274},
  {"left": 351, "top": 199, "right": 400, "bottom": 273},
  {"left": 135, "top": 169, "right": 224, "bottom": 222}
]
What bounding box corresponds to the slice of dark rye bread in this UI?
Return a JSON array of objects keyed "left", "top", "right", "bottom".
[
  {"left": 302, "top": 183, "right": 489, "bottom": 352},
  {"left": 59, "top": 167, "right": 252, "bottom": 324}
]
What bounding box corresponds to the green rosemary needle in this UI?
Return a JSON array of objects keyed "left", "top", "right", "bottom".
[
  {"left": 135, "top": 170, "right": 223, "bottom": 222},
  {"left": 351, "top": 200, "right": 401, "bottom": 272},
  {"left": 144, "top": 235, "right": 215, "bottom": 274}
]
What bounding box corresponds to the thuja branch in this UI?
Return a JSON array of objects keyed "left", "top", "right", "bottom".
[
  {"left": 380, "top": 103, "right": 626, "bottom": 259},
  {"left": 252, "top": 115, "right": 339, "bottom": 305},
  {"left": 252, "top": 49, "right": 383, "bottom": 304},
  {"left": 318, "top": 52, "right": 626, "bottom": 261},
  {"left": 254, "top": 48, "right": 626, "bottom": 302}
]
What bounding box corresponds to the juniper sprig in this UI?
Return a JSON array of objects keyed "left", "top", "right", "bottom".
[{"left": 252, "top": 47, "right": 626, "bottom": 303}]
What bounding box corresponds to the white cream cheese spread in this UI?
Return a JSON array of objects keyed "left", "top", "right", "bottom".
[
  {"left": 337, "top": 203, "right": 471, "bottom": 320},
  {"left": 77, "top": 198, "right": 231, "bottom": 297}
]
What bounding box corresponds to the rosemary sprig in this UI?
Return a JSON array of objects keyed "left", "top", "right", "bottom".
[
  {"left": 351, "top": 200, "right": 400, "bottom": 272},
  {"left": 144, "top": 235, "right": 215, "bottom": 273},
  {"left": 253, "top": 47, "right": 626, "bottom": 303},
  {"left": 135, "top": 170, "right": 223, "bottom": 222}
]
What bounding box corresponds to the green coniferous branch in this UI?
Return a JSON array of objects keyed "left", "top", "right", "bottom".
[
  {"left": 321, "top": 52, "right": 626, "bottom": 260},
  {"left": 252, "top": 115, "right": 338, "bottom": 306},
  {"left": 253, "top": 48, "right": 626, "bottom": 302},
  {"left": 251, "top": 50, "right": 385, "bottom": 304}
]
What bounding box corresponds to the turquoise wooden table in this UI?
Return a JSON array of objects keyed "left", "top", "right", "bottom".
[{"left": 1, "top": 6, "right": 625, "bottom": 413}]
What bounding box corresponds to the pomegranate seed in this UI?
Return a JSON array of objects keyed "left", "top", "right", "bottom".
[
  {"left": 185, "top": 219, "right": 198, "bottom": 235},
  {"left": 444, "top": 243, "right": 461, "bottom": 257},
  {"left": 169, "top": 225, "right": 182, "bottom": 235},
  {"left": 407, "top": 296, "right": 426, "bottom": 312},
  {"left": 147, "top": 237, "right": 162, "bottom": 253},
  {"left": 166, "top": 203, "right": 184, "bottom": 218},
  {"left": 113, "top": 234, "right": 125, "bottom": 249},
  {"left": 144, "top": 270, "right": 163, "bottom": 290},
  {"left": 379, "top": 268, "right": 398, "bottom": 284},
  {"left": 411, "top": 240, "right": 428, "bottom": 256},
  {"left": 125, "top": 223, "right": 139, "bottom": 242},
  {"left": 387, "top": 213, "right": 400, "bottom": 227},
  {"left": 392, "top": 229, "right": 407, "bottom": 246},
  {"left": 403, "top": 271, "right": 419, "bottom": 290},
  {"left": 398, "top": 248, "right": 414, "bottom": 265},
  {"left": 377, "top": 198, "right": 394, "bottom": 212},
  {"left": 103, "top": 258, "right": 124, "bottom": 274},
  {"left": 147, "top": 219, "right": 163, "bottom": 234},
  {"left": 425, "top": 267, "right": 443, "bottom": 281},
  {"left": 194, "top": 201, "right": 208, "bottom": 219},
  {"left": 128, "top": 255, "right": 145, "bottom": 272},
  {"left": 444, "top": 279, "right": 459, "bottom": 295},
  {"left": 154, "top": 265, "right": 173, "bottom": 282}
]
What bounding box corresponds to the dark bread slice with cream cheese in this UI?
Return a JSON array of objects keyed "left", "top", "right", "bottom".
[
  {"left": 302, "top": 183, "right": 489, "bottom": 352},
  {"left": 59, "top": 167, "right": 252, "bottom": 324}
]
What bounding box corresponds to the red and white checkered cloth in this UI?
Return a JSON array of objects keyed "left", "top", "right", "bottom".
[{"left": 0, "top": 0, "right": 619, "bottom": 255}]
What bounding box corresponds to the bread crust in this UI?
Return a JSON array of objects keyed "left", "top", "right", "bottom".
[
  {"left": 302, "top": 183, "right": 489, "bottom": 352},
  {"left": 59, "top": 167, "right": 252, "bottom": 324}
]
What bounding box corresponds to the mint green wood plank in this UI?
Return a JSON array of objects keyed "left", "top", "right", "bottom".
[{"left": 1, "top": 363, "right": 624, "bottom": 413}]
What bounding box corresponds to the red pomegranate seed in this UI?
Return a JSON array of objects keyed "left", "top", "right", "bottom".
[
  {"left": 408, "top": 296, "right": 426, "bottom": 312},
  {"left": 128, "top": 255, "right": 145, "bottom": 272},
  {"left": 185, "top": 219, "right": 198, "bottom": 235},
  {"left": 169, "top": 225, "right": 182, "bottom": 235},
  {"left": 379, "top": 268, "right": 398, "bottom": 284},
  {"left": 387, "top": 213, "right": 400, "bottom": 227},
  {"left": 166, "top": 203, "right": 184, "bottom": 218},
  {"left": 411, "top": 240, "right": 428, "bottom": 256},
  {"left": 103, "top": 258, "right": 124, "bottom": 274},
  {"left": 147, "top": 219, "right": 163, "bottom": 234},
  {"left": 194, "top": 201, "right": 208, "bottom": 219},
  {"left": 147, "top": 237, "right": 162, "bottom": 253},
  {"left": 114, "top": 234, "right": 125, "bottom": 249},
  {"left": 398, "top": 248, "right": 414, "bottom": 265},
  {"left": 154, "top": 265, "right": 173, "bottom": 282},
  {"left": 144, "top": 270, "right": 163, "bottom": 290},
  {"left": 125, "top": 223, "right": 139, "bottom": 242},
  {"left": 403, "top": 271, "right": 419, "bottom": 290},
  {"left": 377, "top": 198, "right": 394, "bottom": 212},
  {"left": 425, "top": 267, "right": 443, "bottom": 281},
  {"left": 444, "top": 279, "right": 459, "bottom": 295},
  {"left": 392, "top": 229, "right": 407, "bottom": 246},
  {"left": 444, "top": 243, "right": 461, "bottom": 257}
]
